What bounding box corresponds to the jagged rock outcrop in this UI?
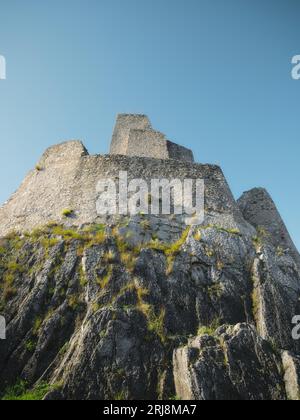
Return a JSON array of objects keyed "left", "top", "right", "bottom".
[
  {"left": 282, "top": 351, "right": 300, "bottom": 400},
  {"left": 238, "top": 188, "right": 300, "bottom": 268},
  {"left": 0, "top": 115, "right": 300, "bottom": 400},
  {"left": 173, "top": 324, "right": 286, "bottom": 400},
  {"left": 0, "top": 210, "right": 299, "bottom": 400}
]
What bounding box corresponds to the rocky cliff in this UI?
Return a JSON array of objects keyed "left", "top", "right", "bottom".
[{"left": 0, "top": 115, "right": 300, "bottom": 400}]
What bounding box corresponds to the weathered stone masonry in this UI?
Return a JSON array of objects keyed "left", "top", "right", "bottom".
[{"left": 110, "top": 114, "right": 194, "bottom": 162}]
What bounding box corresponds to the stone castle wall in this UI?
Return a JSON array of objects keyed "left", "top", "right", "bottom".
[{"left": 0, "top": 140, "right": 244, "bottom": 237}]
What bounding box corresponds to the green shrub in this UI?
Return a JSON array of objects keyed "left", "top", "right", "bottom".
[
  {"left": 0, "top": 246, "right": 7, "bottom": 256},
  {"left": 79, "top": 265, "right": 88, "bottom": 287},
  {"left": 103, "top": 250, "right": 116, "bottom": 264},
  {"left": 2, "top": 381, "right": 56, "bottom": 401},
  {"left": 41, "top": 237, "right": 59, "bottom": 249},
  {"left": 197, "top": 325, "right": 216, "bottom": 336},
  {"left": 141, "top": 219, "right": 151, "bottom": 230},
  {"left": 97, "top": 265, "right": 113, "bottom": 289},
  {"left": 197, "top": 319, "right": 220, "bottom": 337},
  {"left": 169, "top": 395, "right": 181, "bottom": 401},
  {"left": 33, "top": 317, "right": 42, "bottom": 336},
  {"left": 25, "top": 340, "right": 36, "bottom": 353},
  {"left": 114, "top": 391, "right": 127, "bottom": 401},
  {"left": 193, "top": 230, "right": 202, "bottom": 241},
  {"left": 68, "top": 294, "right": 81, "bottom": 311},
  {"left": 62, "top": 209, "right": 74, "bottom": 218},
  {"left": 6, "top": 261, "right": 25, "bottom": 274},
  {"left": 135, "top": 287, "right": 166, "bottom": 344},
  {"left": 52, "top": 226, "right": 82, "bottom": 241}
]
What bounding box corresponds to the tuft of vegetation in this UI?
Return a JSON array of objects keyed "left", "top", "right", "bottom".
[
  {"left": 193, "top": 230, "right": 202, "bottom": 241},
  {"left": 135, "top": 286, "right": 166, "bottom": 343},
  {"left": 3, "top": 286, "right": 17, "bottom": 302},
  {"left": 197, "top": 319, "right": 221, "bottom": 337},
  {"left": 92, "top": 302, "right": 101, "bottom": 313},
  {"left": 0, "top": 246, "right": 7, "bottom": 256},
  {"left": 162, "top": 227, "right": 191, "bottom": 276},
  {"left": 169, "top": 395, "right": 181, "bottom": 401},
  {"left": 25, "top": 340, "right": 36, "bottom": 353},
  {"left": 84, "top": 224, "right": 106, "bottom": 234},
  {"left": 58, "top": 342, "right": 70, "bottom": 356},
  {"left": 113, "top": 391, "right": 127, "bottom": 401},
  {"left": 79, "top": 265, "right": 88, "bottom": 287},
  {"left": 252, "top": 226, "right": 269, "bottom": 252},
  {"left": 165, "top": 255, "right": 175, "bottom": 276},
  {"left": 1, "top": 381, "right": 59, "bottom": 401},
  {"left": 141, "top": 219, "right": 151, "bottom": 231},
  {"left": 99, "top": 330, "right": 107, "bottom": 339},
  {"left": 6, "top": 261, "right": 25, "bottom": 274},
  {"left": 40, "top": 237, "right": 59, "bottom": 250},
  {"left": 33, "top": 317, "right": 43, "bottom": 336},
  {"left": 197, "top": 224, "right": 241, "bottom": 236},
  {"left": 197, "top": 325, "right": 216, "bottom": 336},
  {"left": 204, "top": 246, "right": 215, "bottom": 258},
  {"left": 120, "top": 252, "right": 137, "bottom": 273},
  {"left": 148, "top": 308, "right": 166, "bottom": 342},
  {"left": 112, "top": 229, "right": 138, "bottom": 273},
  {"left": 97, "top": 265, "right": 113, "bottom": 289},
  {"left": 165, "top": 227, "right": 190, "bottom": 257},
  {"left": 103, "top": 250, "right": 116, "bottom": 264},
  {"left": 207, "top": 283, "right": 223, "bottom": 299},
  {"left": 276, "top": 246, "right": 285, "bottom": 257},
  {"left": 1, "top": 257, "right": 26, "bottom": 304},
  {"left": 216, "top": 260, "right": 225, "bottom": 271},
  {"left": 35, "top": 165, "right": 43, "bottom": 172},
  {"left": 68, "top": 294, "right": 81, "bottom": 311},
  {"left": 62, "top": 209, "right": 74, "bottom": 218},
  {"left": 52, "top": 226, "right": 81, "bottom": 240}
]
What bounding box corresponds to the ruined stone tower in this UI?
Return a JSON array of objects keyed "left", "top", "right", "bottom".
[{"left": 110, "top": 114, "right": 194, "bottom": 163}]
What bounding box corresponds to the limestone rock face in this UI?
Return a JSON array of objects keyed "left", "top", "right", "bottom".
[
  {"left": 282, "top": 351, "right": 300, "bottom": 400},
  {"left": 173, "top": 324, "right": 286, "bottom": 400},
  {"left": 0, "top": 206, "right": 299, "bottom": 400},
  {"left": 238, "top": 188, "right": 300, "bottom": 268}
]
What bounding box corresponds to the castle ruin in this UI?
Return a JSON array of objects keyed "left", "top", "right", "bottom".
[{"left": 0, "top": 114, "right": 299, "bottom": 266}]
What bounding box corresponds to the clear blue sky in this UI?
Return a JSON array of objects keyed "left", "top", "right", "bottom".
[{"left": 0, "top": 0, "right": 299, "bottom": 250}]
